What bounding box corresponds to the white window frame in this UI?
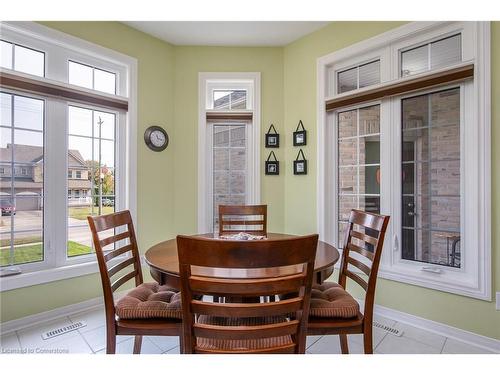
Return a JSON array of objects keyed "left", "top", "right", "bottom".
[
  {"left": 317, "top": 21, "right": 491, "bottom": 300},
  {"left": 0, "top": 22, "right": 137, "bottom": 291},
  {"left": 198, "top": 72, "right": 261, "bottom": 233}
]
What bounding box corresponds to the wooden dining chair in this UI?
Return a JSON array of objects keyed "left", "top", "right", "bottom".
[
  {"left": 87, "top": 210, "right": 182, "bottom": 354},
  {"left": 306, "top": 209, "right": 390, "bottom": 354},
  {"left": 177, "top": 234, "right": 318, "bottom": 354},
  {"left": 218, "top": 204, "right": 267, "bottom": 236}
]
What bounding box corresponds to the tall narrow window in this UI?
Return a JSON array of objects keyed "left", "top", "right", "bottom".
[
  {"left": 401, "top": 88, "right": 461, "bottom": 267},
  {"left": 0, "top": 92, "right": 44, "bottom": 267},
  {"left": 199, "top": 73, "right": 259, "bottom": 234},
  {"left": 67, "top": 105, "right": 116, "bottom": 258},
  {"left": 337, "top": 105, "right": 380, "bottom": 247},
  {"left": 212, "top": 124, "right": 247, "bottom": 231}
]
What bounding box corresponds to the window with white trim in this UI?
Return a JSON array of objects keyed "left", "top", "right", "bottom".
[
  {"left": 318, "top": 22, "right": 490, "bottom": 300},
  {"left": 0, "top": 22, "right": 135, "bottom": 287},
  {"left": 198, "top": 73, "right": 260, "bottom": 234}
]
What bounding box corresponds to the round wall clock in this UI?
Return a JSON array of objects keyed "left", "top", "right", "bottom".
[{"left": 144, "top": 126, "right": 169, "bottom": 152}]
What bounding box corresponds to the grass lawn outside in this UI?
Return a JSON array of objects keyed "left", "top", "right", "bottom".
[
  {"left": 68, "top": 206, "right": 114, "bottom": 220},
  {"left": 0, "top": 241, "right": 93, "bottom": 266}
]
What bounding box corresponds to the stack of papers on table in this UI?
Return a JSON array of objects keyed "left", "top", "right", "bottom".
[{"left": 219, "top": 232, "right": 266, "bottom": 240}]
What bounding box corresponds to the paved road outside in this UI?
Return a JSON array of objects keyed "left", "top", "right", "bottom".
[{"left": 1, "top": 210, "right": 112, "bottom": 248}]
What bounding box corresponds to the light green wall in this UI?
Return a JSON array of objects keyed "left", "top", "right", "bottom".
[
  {"left": 1, "top": 21, "right": 176, "bottom": 322},
  {"left": 2, "top": 21, "right": 499, "bottom": 341},
  {"left": 0, "top": 22, "right": 285, "bottom": 322},
  {"left": 283, "top": 21, "right": 500, "bottom": 340},
  {"left": 171, "top": 46, "right": 284, "bottom": 234}
]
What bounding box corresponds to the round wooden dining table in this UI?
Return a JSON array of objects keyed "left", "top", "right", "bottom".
[{"left": 145, "top": 233, "right": 340, "bottom": 289}]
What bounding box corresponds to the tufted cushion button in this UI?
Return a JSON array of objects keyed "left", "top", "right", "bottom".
[
  {"left": 309, "top": 282, "right": 360, "bottom": 318},
  {"left": 115, "top": 282, "right": 182, "bottom": 320}
]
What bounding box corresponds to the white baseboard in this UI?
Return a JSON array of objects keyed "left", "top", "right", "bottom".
[
  {"left": 2, "top": 292, "right": 499, "bottom": 354},
  {"left": 0, "top": 291, "right": 126, "bottom": 336},
  {"left": 357, "top": 299, "right": 500, "bottom": 353}
]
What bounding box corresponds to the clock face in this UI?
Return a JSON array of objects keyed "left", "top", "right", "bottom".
[
  {"left": 151, "top": 130, "right": 166, "bottom": 147},
  {"left": 144, "top": 126, "right": 169, "bottom": 151}
]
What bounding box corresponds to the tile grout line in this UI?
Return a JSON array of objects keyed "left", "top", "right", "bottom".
[
  {"left": 144, "top": 336, "right": 165, "bottom": 353},
  {"left": 306, "top": 335, "right": 324, "bottom": 349},
  {"left": 373, "top": 331, "right": 388, "bottom": 351},
  {"left": 440, "top": 337, "right": 448, "bottom": 354},
  {"left": 14, "top": 330, "right": 21, "bottom": 349}
]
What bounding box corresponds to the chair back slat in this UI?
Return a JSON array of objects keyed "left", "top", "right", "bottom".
[
  {"left": 344, "top": 270, "right": 368, "bottom": 291},
  {"left": 100, "top": 231, "right": 131, "bottom": 247},
  {"left": 347, "top": 257, "right": 371, "bottom": 277},
  {"left": 103, "top": 244, "right": 134, "bottom": 262},
  {"left": 190, "top": 298, "right": 303, "bottom": 318},
  {"left": 188, "top": 274, "right": 305, "bottom": 297},
  {"left": 218, "top": 205, "right": 267, "bottom": 236},
  {"left": 350, "top": 230, "right": 378, "bottom": 246},
  {"left": 177, "top": 235, "right": 316, "bottom": 269},
  {"left": 91, "top": 210, "right": 132, "bottom": 232},
  {"left": 346, "top": 242, "right": 374, "bottom": 261},
  {"left": 87, "top": 210, "right": 143, "bottom": 325},
  {"left": 193, "top": 320, "right": 299, "bottom": 340},
  {"left": 195, "top": 344, "right": 296, "bottom": 354},
  {"left": 178, "top": 234, "right": 318, "bottom": 354},
  {"left": 338, "top": 210, "right": 390, "bottom": 327},
  {"left": 349, "top": 209, "right": 387, "bottom": 232},
  {"left": 108, "top": 257, "right": 136, "bottom": 278},
  {"left": 111, "top": 269, "right": 138, "bottom": 292}
]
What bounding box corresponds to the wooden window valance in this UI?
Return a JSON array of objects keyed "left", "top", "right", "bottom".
[
  {"left": 326, "top": 63, "right": 474, "bottom": 111},
  {"left": 206, "top": 111, "right": 253, "bottom": 121},
  {"left": 0, "top": 70, "right": 128, "bottom": 111}
]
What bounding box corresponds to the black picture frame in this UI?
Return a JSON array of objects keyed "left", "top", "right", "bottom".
[
  {"left": 265, "top": 161, "right": 279, "bottom": 175},
  {"left": 265, "top": 133, "right": 280, "bottom": 148},
  {"left": 293, "top": 149, "right": 307, "bottom": 175},
  {"left": 265, "top": 124, "right": 280, "bottom": 148},
  {"left": 265, "top": 151, "right": 280, "bottom": 175},
  {"left": 293, "top": 130, "right": 306, "bottom": 146},
  {"left": 293, "top": 160, "right": 307, "bottom": 175},
  {"left": 293, "top": 120, "right": 307, "bottom": 146}
]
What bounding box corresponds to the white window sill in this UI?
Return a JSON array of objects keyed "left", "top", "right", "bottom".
[
  {"left": 0, "top": 255, "right": 148, "bottom": 292},
  {"left": 0, "top": 261, "right": 100, "bottom": 292}
]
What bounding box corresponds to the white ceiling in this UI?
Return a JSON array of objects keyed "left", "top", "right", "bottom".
[{"left": 122, "top": 21, "right": 330, "bottom": 47}]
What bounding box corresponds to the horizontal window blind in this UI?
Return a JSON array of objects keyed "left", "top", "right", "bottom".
[
  {"left": 326, "top": 63, "right": 473, "bottom": 111},
  {"left": 0, "top": 69, "right": 128, "bottom": 111}
]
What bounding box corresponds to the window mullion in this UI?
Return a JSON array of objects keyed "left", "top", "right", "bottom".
[{"left": 45, "top": 99, "right": 68, "bottom": 268}]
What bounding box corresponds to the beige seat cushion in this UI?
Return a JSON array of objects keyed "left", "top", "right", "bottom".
[
  {"left": 115, "top": 282, "right": 182, "bottom": 320},
  {"left": 309, "top": 282, "right": 360, "bottom": 318},
  {"left": 196, "top": 315, "right": 294, "bottom": 352}
]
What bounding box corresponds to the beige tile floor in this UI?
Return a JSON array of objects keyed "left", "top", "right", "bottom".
[{"left": 0, "top": 307, "right": 495, "bottom": 354}]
